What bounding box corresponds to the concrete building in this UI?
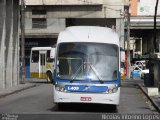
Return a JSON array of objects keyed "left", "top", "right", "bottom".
[
  {"left": 130, "top": 0, "right": 160, "bottom": 90},
  {"left": 130, "top": 0, "right": 160, "bottom": 58},
  {"left": 0, "top": 0, "right": 20, "bottom": 89},
  {"left": 24, "top": 0, "right": 128, "bottom": 73}
]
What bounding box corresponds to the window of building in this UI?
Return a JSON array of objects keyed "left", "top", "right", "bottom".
[
  {"left": 32, "top": 10, "right": 46, "bottom": 15},
  {"left": 32, "top": 18, "right": 47, "bottom": 29}
]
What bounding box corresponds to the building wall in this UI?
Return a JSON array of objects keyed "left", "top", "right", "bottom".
[
  {"left": 130, "top": 0, "right": 160, "bottom": 54},
  {"left": 25, "top": 0, "right": 125, "bottom": 18},
  {"left": 130, "top": 0, "right": 138, "bottom": 16},
  {"left": 0, "top": 0, "right": 19, "bottom": 89},
  {"left": 25, "top": 17, "right": 66, "bottom": 37},
  {"left": 25, "top": 0, "right": 103, "bottom": 5},
  {"left": 24, "top": 0, "right": 126, "bottom": 48},
  {"left": 130, "top": 0, "right": 160, "bottom": 16}
]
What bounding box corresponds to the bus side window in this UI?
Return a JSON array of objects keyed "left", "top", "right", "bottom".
[
  {"left": 46, "top": 50, "right": 54, "bottom": 62},
  {"left": 32, "top": 51, "right": 39, "bottom": 63}
]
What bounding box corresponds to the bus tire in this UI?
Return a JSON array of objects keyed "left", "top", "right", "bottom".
[
  {"left": 57, "top": 103, "right": 63, "bottom": 110},
  {"left": 46, "top": 71, "right": 53, "bottom": 83},
  {"left": 57, "top": 103, "right": 67, "bottom": 110},
  {"left": 112, "top": 105, "right": 118, "bottom": 113}
]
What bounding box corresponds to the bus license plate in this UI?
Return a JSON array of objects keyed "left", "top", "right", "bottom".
[{"left": 80, "top": 97, "right": 92, "bottom": 101}]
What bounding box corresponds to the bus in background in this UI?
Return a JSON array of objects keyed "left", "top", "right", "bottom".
[
  {"left": 53, "top": 26, "right": 121, "bottom": 109},
  {"left": 30, "top": 47, "right": 55, "bottom": 82}
]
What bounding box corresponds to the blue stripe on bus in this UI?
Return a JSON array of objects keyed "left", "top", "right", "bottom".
[{"left": 65, "top": 85, "right": 108, "bottom": 93}]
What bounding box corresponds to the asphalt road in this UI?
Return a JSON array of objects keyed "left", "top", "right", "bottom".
[{"left": 0, "top": 80, "right": 157, "bottom": 120}]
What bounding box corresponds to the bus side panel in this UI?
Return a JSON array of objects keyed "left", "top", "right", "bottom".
[{"left": 30, "top": 62, "right": 40, "bottom": 78}]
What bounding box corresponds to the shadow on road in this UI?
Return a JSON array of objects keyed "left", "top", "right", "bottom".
[{"left": 50, "top": 103, "right": 118, "bottom": 113}]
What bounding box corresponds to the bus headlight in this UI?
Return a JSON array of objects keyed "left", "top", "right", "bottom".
[
  {"left": 55, "top": 86, "right": 60, "bottom": 91},
  {"left": 55, "top": 86, "right": 66, "bottom": 92},
  {"left": 107, "top": 87, "right": 118, "bottom": 94},
  {"left": 108, "top": 89, "right": 113, "bottom": 94},
  {"left": 112, "top": 87, "right": 118, "bottom": 93}
]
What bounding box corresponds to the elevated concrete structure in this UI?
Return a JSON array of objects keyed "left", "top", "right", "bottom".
[
  {"left": 130, "top": 17, "right": 160, "bottom": 55},
  {"left": 0, "top": 0, "right": 20, "bottom": 89},
  {"left": 130, "top": 17, "right": 160, "bottom": 29}
]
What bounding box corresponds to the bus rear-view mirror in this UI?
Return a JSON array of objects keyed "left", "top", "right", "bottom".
[{"left": 50, "top": 48, "right": 55, "bottom": 59}]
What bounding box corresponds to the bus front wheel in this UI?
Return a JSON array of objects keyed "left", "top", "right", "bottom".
[{"left": 46, "top": 71, "right": 53, "bottom": 83}]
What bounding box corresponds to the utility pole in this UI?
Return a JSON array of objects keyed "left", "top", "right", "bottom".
[
  {"left": 125, "top": 8, "right": 131, "bottom": 79},
  {"left": 20, "top": 0, "right": 25, "bottom": 84},
  {"left": 148, "top": 0, "right": 159, "bottom": 89},
  {"left": 154, "top": 0, "right": 159, "bottom": 52}
]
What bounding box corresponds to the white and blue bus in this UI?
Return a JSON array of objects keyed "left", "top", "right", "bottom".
[{"left": 53, "top": 26, "right": 121, "bottom": 108}]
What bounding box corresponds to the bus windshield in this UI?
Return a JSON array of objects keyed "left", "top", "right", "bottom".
[{"left": 56, "top": 42, "right": 119, "bottom": 81}]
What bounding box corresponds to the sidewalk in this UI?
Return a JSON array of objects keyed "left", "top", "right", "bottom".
[
  {"left": 130, "top": 63, "right": 160, "bottom": 113},
  {"left": 138, "top": 84, "right": 160, "bottom": 113},
  {"left": 123, "top": 78, "right": 160, "bottom": 113},
  {"left": 0, "top": 79, "right": 37, "bottom": 99}
]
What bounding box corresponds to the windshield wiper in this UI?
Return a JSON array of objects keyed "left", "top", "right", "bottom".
[
  {"left": 70, "top": 63, "right": 84, "bottom": 83},
  {"left": 70, "top": 62, "right": 104, "bottom": 84},
  {"left": 89, "top": 63, "right": 104, "bottom": 84}
]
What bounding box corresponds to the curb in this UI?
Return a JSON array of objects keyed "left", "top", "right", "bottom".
[
  {"left": 0, "top": 84, "right": 37, "bottom": 99},
  {"left": 138, "top": 84, "right": 160, "bottom": 113}
]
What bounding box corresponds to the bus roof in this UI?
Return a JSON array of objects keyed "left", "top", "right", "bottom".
[
  {"left": 57, "top": 26, "right": 119, "bottom": 45},
  {"left": 31, "top": 47, "right": 53, "bottom": 51}
]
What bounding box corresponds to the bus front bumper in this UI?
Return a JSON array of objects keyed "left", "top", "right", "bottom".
[{"left": 53, "top": 87, "right": 120, "bottom": 105}]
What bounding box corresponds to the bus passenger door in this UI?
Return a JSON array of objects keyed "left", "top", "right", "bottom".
[{"left": 39, "top": 52, "right": 46, "bottom": 78}]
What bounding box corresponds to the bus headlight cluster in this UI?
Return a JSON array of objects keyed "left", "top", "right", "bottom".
[
  {"left": 107, "top": 87, "right": 118, "bottom": 94},
  {"left": 55, "top": 86, "right": 66, "bottom": 92}
]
